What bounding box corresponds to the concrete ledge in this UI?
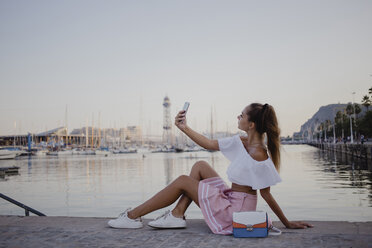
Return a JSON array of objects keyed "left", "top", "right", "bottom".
[{"left": 0, "top": 216, "right": 371, "bottom": 248}]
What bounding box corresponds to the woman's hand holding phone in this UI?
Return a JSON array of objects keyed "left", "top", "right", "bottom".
[{"left": 175, "top": 102, "right": 189, "bottom": 131}]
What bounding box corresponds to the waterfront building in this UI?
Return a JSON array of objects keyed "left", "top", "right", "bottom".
[{"left": 124, "top": 126, "right": 142, "bottom": 144}]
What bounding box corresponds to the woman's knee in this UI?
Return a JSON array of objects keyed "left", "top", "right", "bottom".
[
  {"left": 175, "top": 175, "right": 191, "bottom": 185},
  {"left": 191, "top": 161, "right": 208, "bottom": 179},
  {"left": 192, "top": 160, "right": 210, "bottom": 173},
  {"left": 192, "top": 160, "right": 218, "bottom": 179},
  {"left": 175, "top": 175, "right": 197, "bottom": 187},
  {"left": 193, "top": 160, "right": 209, "bottom": 168},
  {"left": 174, "top": 175, "right": 199, "bottom": 202}
]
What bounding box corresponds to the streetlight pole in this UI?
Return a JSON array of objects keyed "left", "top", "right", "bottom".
[
  {"left": 352, "top": 92, "right": 356, "bottom": 143},
  {"left": 349, "top": 115, "right": 353, "bottom": 143},
  {"left": 352, "top": 92, "right": 356, "bottom": 117},
  {"left": 333, "top": 121, "right": 336, "bottom": 144},
  {"left": 342, "top": 109, "right": 345, "bottom": 140}
]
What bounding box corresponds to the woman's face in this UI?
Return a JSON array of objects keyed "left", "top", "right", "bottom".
[{"left": 237, "top": 106, "right": 251, "bottom": 131}]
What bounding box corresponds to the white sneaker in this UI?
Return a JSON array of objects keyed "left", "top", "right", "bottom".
[
  {"left": 269, "top": 226, "right": 282, "bottom": 236},
  {"left": 108, "top": 208, "right": 143, "bottom": 229},
  {"left": 148, "top": 210, "right": 186, "bottom": 229}
]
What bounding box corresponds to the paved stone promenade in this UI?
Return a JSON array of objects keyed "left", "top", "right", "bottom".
[{"left": 0, "top": 216, "right": 371, "bottom": 248}]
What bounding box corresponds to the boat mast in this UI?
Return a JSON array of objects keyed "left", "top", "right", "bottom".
[
  {"left": 210, "top": 106, "right": 214, "bottom": 140},
  {"left": 139, "top": 94, "right": 143, "bottom": 147},
  {"left": 85, "top": 118, "right": 88, "bottom": 148},
  {"left": 98, "top": 112, "right": 101, "bottom": 148},
  {"left": 65, "top": 105, "right": 68, "bottom": 147},
  {"left": 57, "top": 124, "right": 59, "bottom": 151},
  {"left": 103, "top": 127, "right": 106, "bottom": 148},
  {"left": 14, "top": 121, "right": 16, "bottom": 147},
  {"left": 91, "top": 113, "right": 94, "bottom": 148}
]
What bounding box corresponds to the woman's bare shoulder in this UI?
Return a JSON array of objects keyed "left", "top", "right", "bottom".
[
  {"left": 250, "top": 149, "right": 269, "bottom": 161},
  {"left": 239, "top": 136, "right": 268, "bottom": 161}
]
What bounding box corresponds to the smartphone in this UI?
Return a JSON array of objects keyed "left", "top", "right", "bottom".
[{"left": 182, "top": 102, "right": 190, "bottom": 113}]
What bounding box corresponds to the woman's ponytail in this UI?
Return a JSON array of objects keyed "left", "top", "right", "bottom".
[
  {"left": 264, "top": 105, "right": 280, "bottom": 171},
  {"left": 247, "top": 103, "right": 281, "bottom": 171}
]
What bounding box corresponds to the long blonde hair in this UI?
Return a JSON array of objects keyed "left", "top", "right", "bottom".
[{"left": 246, "top": 103, "right": 281, "bottom": 171}]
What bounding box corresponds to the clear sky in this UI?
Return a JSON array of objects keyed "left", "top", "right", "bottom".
[{"left": 0, "top": 0, "right": 371, "bottom": 137}]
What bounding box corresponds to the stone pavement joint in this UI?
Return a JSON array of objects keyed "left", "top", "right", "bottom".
[{"left": 0, "top": 216, "right": 371, "bottom": 248}]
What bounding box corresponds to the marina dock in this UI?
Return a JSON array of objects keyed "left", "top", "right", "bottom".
[
  {"left": 0, "top": 216, "right": 371, "bottom": 247},
  {"left": 0, "top": 166, "right": 19, "bottom": 177},
  {"left": 309, "top": 142, "right": 372, "bottom": 161}
]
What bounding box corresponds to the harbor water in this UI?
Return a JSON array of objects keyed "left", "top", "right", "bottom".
[{"left": 0, "top": 145, "right": 371, "bottom": 222}]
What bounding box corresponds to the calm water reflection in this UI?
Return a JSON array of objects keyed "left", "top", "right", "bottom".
[{"left": 1, "top": 145, "right": 371, "bottom": 221}]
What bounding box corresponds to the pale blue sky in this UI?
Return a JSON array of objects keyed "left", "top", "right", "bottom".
[{"left": 0, "top": 0, "right": 371, "bottom": 137}]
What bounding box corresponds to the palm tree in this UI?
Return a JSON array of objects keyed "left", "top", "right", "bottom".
[
  {"left": 354, "top": 103, "right": 362, "bottom": 119},
  {"left": 346, "top": 103, "right": 354, "bottom": 116},
  {"left": 345, "top": 104, "right": 354, "bottom": 138},
  {"left": 334, "top": 111, "right": 342, "bottom": 138},
  {"left": 335, "top": 111, "right": 343, "bottom": 124},
  {"left": 326, "top": 119, "right": 332, "bottom": 129},
  {"left": 362, "top": 95, "right": 371, "bottom": 111},
  {"left": 324, "top": 119, "right": 332, "bottom": 140},
  {"left": 315, "top": 121, "right": 323, "bottom": 141}
]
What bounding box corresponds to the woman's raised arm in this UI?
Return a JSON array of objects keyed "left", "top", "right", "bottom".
[{"left": 175, "top": 110, "right": 219, "bottom": 151}]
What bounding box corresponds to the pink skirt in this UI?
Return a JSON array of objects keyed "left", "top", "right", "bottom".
[{"left": 198, "top": 177, "right": 258, "bottom": 235}]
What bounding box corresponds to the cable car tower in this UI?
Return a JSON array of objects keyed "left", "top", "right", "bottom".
[{"left": 162, "top": 96, "right": 172, "bottom": 145}]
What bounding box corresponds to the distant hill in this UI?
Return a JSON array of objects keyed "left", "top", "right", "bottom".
[{"left": 298, "top": 103, "right": 367, "bottom": 135}]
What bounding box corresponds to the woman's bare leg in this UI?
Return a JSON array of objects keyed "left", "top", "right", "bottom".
[
  {"left": 127, "top": 175, "right": 199, "bottom": 219},
  {"left": 171, "top": 161, "right": 220, "bottom": 218}
]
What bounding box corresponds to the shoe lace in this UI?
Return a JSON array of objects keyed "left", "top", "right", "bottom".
[
  {"left": 118, "top": 208, "right": 131, "bottom": 218},
  {"left": 154, "top": 210, "right": 170, "bottom": 221}
]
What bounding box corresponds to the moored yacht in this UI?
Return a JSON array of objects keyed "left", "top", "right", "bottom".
[{"left": 0, "top": 149, "right": 19, "bottom": 160}]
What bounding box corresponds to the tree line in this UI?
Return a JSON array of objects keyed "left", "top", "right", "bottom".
[{"left": 316, "top": 87, "right": 372, "bottom": 141}]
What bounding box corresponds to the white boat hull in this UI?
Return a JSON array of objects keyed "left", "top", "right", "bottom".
[
  {"left": 95, "top": 150, "right": 110, "bottom": 156},
  {"left": 35, "top": 150, "right": 48, "bottom": 156},
  {"left": 0, "top": 150, "right": 18, "bottom": 160},
  {"left": 57, "top": 150, "right": 73, "bottom": 156},
  {"left": 113, "top": 149, "right": 137, "bottom": 154},
  {"left": 72, "top": 149, "right": 96, "bottom": 155}
]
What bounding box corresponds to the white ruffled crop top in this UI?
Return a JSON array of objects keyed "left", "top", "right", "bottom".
[{"left": 218, "top": 135, "right": 282, "bottom": 190}]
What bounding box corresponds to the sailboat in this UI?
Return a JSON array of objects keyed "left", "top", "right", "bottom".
[
  {"left": 208, "top": 106, "right": 217, "bottom": 153},
  {"left": 174, "top": 134, "right": 185, "bottom": 152},
  {"left": 84, "top": 125, "right": 96, "bottom": 155},
  {"left": 95, "top": 147, "right": 110, "bottom": 156},
  {"left": 0, "top": 149, "right": 19, "bottom": 160},
  {"left": 95, "top": 118, "right": 110, "bottom": 156}
]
